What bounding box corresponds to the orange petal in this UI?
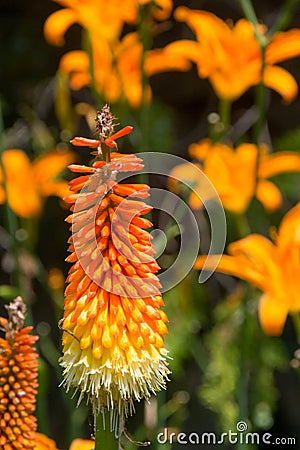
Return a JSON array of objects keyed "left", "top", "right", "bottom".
[
  {"left": 151, "top": 40, "right": 199, "bottom": 72},
  {"left": 44, "top": 9, "right": 78, "bottom": 46},
  {"left": 256, "top": 179, "right": 282, "bottom": 212},
  {"left": 108, "top": 126, "right": 133, "bottom": 141},
  {"left": 70, "top": 137, "right": 100, "bottom": 148},
  {"left": 188, "top": 139, "right": 212, "bottom": 160},
  {"left": 2, "top": 149, "right": 42, "bottom": 218},
  {"left": 263, "top": 65, "right": 298, "bottom": 103},
  {"left": 258, "top": 294, "right": 288, "bottom": 336},
  {"left": 32, "top": 149, "right": 75, "bottom": 198},
  {"left": 194, "top": 254, "right": 266, "bottom": 291},
  {"left": 59, "top": 50, "right": 91, "bottom": 90},
  {"left": 266, "top": 29, "right": 300, "bottom": 64},
  {"left": 35, "top": 432, "right": 58, "bottom": 449},
  {"left": 259, "top": 151, "right": 300, "bottom": 178},
  {"left": 69, "top": 438, "right": 94, "bottom": 450}
]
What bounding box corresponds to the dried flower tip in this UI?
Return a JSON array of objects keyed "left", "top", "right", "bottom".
[
  {"left": 4, "top": 296, "right": 26, "bottom": 338},
  {"left": 95, "top": 104, "right": 118, "bottom": 141}
]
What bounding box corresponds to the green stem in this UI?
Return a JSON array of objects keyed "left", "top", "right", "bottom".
[
  {"left": 83, "top": 30, "right": 104, "bottom": 106},
  {"left": 219, "top": 98, "right": 232, "bottom": 130},
  {"left": 253, "top": 45, "right": 267, "bottom": 145},
  {"left": 236, "top": 300, "right": 250, "bottom": 450},
  {"left": 138, "top": 3, "right": 152, "bottom": 149},
  {"left": 292, "top": 313, "right": 300, "bottom": 344},
  {"left": 239, "top": 0, "right": 268, "bottom": 145},
  {"left": 238, "top": 0, "right": 259, "bottom": 26},
  {"left": 234, "top": 213, "right": 251, "bottom": 238},
  {"left": 95, "top": 410, "right": 119, "bottom": 450},
  {"left": 0, "top": 102, "right": 34, "bottom": 326},
  {"left": 269, "top": 0, "right": 300, "bottom": 37}
]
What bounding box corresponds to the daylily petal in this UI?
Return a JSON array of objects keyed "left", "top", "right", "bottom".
[
  {"left": 194, "top": 254, "right": 266, "bottom": 290},
  {"left": 228, "top": 234, "right": 277, "bottom": 272},
  {"left": 69, "top": 438, "right": 94, "bottom": 450},
  {"left": 266, "top": 29, "right": 300, "bottom": 64},
  {"left": 258, "top": 293, "right": 288, "bottom": 336},
  {"left": 188, "top": 139, "right": 212, "bottom": 160},
  {"left": 145, "top": 46, "right": 192, "bottom": 76},
  {"left": 59, "top": 51, "right": 91, "bottom": 90},
  {"left": 35, "top": 432, "right": 58, "bottom": 449},
  {"left": 1, "top": 150, "right": 42, "bottom": 218},
  {"left": 162, "top": 40, "right": 203, "bottom": 70},
  {"left": 139, "top": 0, "right": 173, "bottom": 20},
  {"left": 256, "top": 179, "right": 282, "bottom": 212},
  {"left": 259, "top": 151, "right": 300, "bottom": 178},
  {"left": 263, "top": 65, "right": 298, "bottom": 103},
  {"left": 32, "top": 149, "right": 75, "bottom": 198},
  {"left": 44, "top": 9, "right": 78, "bottom": 46}
]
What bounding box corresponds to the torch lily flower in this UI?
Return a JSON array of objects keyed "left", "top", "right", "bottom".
[
  {"left": 0, "top": 297, "right": 39, "bottom": 449},
  {"left": 169, "top": 138, "right": 300, "bottom": 214},
  {"left": 165, "top": 7, "right": 300, "bottom": 102},
  {"left": 61, "top": 105, "right": 169, "bottom": 432},
  {"left": 0, "top": 296, "right": 94, "bottom": 450},
  {"left": 0, "top": 149, "right": 75, "bottom": 218},
  {"left": 194, "top": 203, "right": 300, "bottom": 336}
]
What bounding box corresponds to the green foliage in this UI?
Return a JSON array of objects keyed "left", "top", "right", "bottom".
[{"left": 199, "top": 291, "right": 288, "bottom": 433}]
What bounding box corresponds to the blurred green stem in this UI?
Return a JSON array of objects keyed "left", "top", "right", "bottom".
[
  {"left": 137, "top": 4, "right": 152, "bottom": 154},
  {"left": 292, "top": 313, "right": 300, "bottom": 344},
  {"left": 253, "top": 47, "right": 267, "bottom": 146},
  {"left": 238, "top": 0, "right": 268, "bottom": 144},
  {"left": 0, "top": 104, "right": 21, "bottom": 292},
  {"left": 95, "top": 411, "right": 119, "bottom": 450},
  {"left": 0, "top": 103, "right": 33, "bottom": 322},
  {"left": 269, "top": 0, "right": 300, "bottom": 37},
  {"left": 219, "top": 98, "right": 232, "bottom": 133},
  {"left": 234, "top": 213, "right": 250, "bottom": 238},
  {"left": 237, "top": 302, "right": 249, "bottom": 450}
]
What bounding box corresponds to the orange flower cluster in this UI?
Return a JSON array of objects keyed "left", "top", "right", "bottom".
[
  {"left": 61, "top": 106, "right": 169, "bottom": 426},
  {"left": 44, "top": 0, "right": 192, "bottom": 107},
  {"left": 166, "top": 6, "right": 300, "bottom": 102},
  {"left": 169, "top": 138, "right": 300, "bottom": 214},
  {"left": 0, "top": 297, "right": 38, "bottom": 450},
  {"left": 0, "top": 149, "right": 74, "bottom": 218}
]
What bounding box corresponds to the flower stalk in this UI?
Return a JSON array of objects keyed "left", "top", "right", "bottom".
[
  {"left": 0, "top": 104, "right": 22, "bottom": 299},
  {"left": 61, "top": 105, "right": 170, "bottom": 444},
  {"left": 95, "top": 410, "right": 119, "bottom": 450}
]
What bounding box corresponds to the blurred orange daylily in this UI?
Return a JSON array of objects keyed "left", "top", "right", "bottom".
[
  {"left": 57, "top": 32, "right": 191, "bottom": 107},
  {"left": 195, "top": 203, "right": 300, "bottom": 335},
  {"left": 35, "top": 433, "right": 59, "bottom": 449},
  {"left": 44, "top": 0, "right": 173, "bottom": 47},
  {"left": 44, "top": 0, "right": 184, "bottom": 107},
  {"left": 69, "top": 439, "right": 94, "bottom": 450},
  {"left": 169, "top": 139, "right": 300, "bottom": 214},
  {"left": 0, "top": 149, "right": 74, "bottom": 218},
  {"left": 164, "top": 7, "right": 300, "bottom": 101},
  {"left": 35, "top": 434, "right": 93, "bottom": 450}
]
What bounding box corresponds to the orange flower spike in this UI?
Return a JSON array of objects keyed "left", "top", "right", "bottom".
[
  {"left": 0, "top": 297, "right": 39, "bottom": 450},
  {"left": 61, "top": 105, "right": 169, "bottom": 431}
]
